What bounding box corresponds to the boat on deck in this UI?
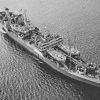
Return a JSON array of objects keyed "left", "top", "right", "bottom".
[{"left": 0, "top": 8, "right": 100, "bottom": 87}]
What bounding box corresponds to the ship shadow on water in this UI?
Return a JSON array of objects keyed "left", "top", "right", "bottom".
[{"left": 2, "top": 33, "right": 100, "bottom": 100}]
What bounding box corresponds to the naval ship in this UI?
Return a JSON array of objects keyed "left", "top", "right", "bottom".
[{"left": 0, "top": 8, "right": 100, "bottom": 87}]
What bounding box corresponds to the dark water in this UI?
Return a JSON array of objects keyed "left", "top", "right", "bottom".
[{"left": 0, "top": 0, "right": 100, "bottom": 100}]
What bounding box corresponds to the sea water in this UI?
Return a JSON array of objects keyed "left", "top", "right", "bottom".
[{"left": 0, "top": 0, "right": 100, "bottom": 100}]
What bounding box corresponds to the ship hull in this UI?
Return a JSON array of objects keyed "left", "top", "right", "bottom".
[{"left": 0, "top": 26, "right": 100, "bottom": 88}]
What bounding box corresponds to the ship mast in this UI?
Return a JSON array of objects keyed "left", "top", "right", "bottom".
[
  {"left": 4, "top": 8, "right": 12, "bottom": 31},
  {"left": 4, "top": 8, "right": 11, "bottom": 22},
  {"left": 19, "top": 9, "right": 29, "bottom": 26},
  {"left": 23, "top": 9, "right": 29, "bottom": 26}
]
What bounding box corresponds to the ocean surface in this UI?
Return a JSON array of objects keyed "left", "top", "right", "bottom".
[{"left": 0, "top": 0, "right": 100, "bottom": 100}]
